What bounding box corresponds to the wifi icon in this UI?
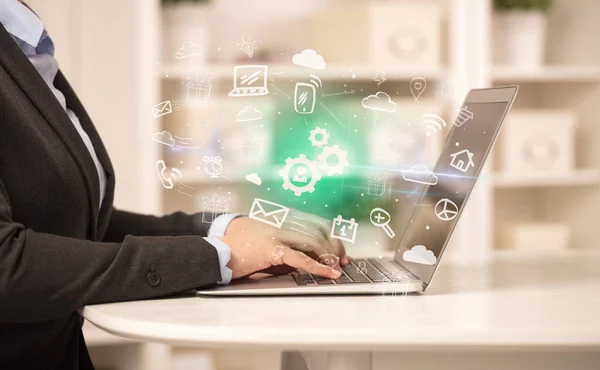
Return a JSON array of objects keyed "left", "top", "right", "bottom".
[{"left": 422, "top": 114, "right": 447, "bottom": 136}]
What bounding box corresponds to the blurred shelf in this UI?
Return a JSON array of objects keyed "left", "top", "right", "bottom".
[
  {"left": 492, "top": 65, "right": 600, "bottom": 83},
  {"left": 491, "top": 169, "right": 600, "bottom": 188},
  {"left": 178, "top": 166, "right": 406, "bottom": 185},
  {"left": 160, "top": 63, "right": 447, "bottom": 81}
]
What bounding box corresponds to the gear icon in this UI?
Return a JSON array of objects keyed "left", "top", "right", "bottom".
[
  {"left": 280, "top": 154, "right": 322, "bottom": 196},
  {"left": 308, "top": 127, "right": 329, "bottom": 148},
  {"left": 318, "top": 145, "right": 349, "bottom": 176}
]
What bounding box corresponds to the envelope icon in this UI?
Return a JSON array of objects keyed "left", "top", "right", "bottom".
[
  {"left": 249, "top": 198, "right": 289, "bottom": 228},
  {"left": 152, "top": 100, "right": 173, "bottom": 118}
]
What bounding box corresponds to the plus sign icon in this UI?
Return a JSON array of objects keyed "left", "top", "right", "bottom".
[{"left": 369, "top": 208, "right": 396, "bottom": 239}]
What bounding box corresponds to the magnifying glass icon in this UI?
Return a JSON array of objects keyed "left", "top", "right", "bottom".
[{"left": 370, "top": 207, "right": 396, "bottom": 238}]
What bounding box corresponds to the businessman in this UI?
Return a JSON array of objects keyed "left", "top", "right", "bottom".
[{"left": 0, "top": 1, "right": 347, "bottom": 369}]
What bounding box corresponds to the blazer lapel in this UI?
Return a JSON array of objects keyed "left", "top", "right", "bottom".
[
  {"left": 0, "top": 24, "right": 100, "bottom": 238},
  {"left": 54, "top": 71, "right": 116, "bottom": 237}
]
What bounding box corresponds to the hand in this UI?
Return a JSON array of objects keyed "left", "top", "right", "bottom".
[{"left": 220, "top": 210, "right": 350, "bottom": 280}]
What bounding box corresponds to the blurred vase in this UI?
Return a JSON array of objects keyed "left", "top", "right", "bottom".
[
  {"left": 493, "top": 10, "right": 547, "bottom": 68},
  {"left": 162, "top": 2, "right": 212, "bottom": 65}
]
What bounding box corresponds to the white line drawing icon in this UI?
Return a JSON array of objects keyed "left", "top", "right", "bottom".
[
  {"left": 370, "top": 208, "right": 396, "bottom": 239},
  {"left": 292, "top": 49, "right": 326, "bottom": 70},
  {"left": 438, "top": 77, "right": 456, "bottom": 98},
  {"left": 423, "top": 114, "right": 447, "bottom": 136},
  {"left": 174, "top": 136, "right": 199, "bottom": 149},
  {"left": 235, "top": 37, "right": 257, "bottom": 58},
  {"left": 186, "top": 76, "right": 212, "bottom": 103},
  {"left": 308, "top": 127, "right": 329, "bottom": 148},
  {"left": 318, "top": 254, "right": 340, "bottom": 271},
  {"left": 236, "top": 106, "right": 263, "bottom": 122},
  {"left": 200, "top": 195, "right": 229, "bottom": 223},
  {"left": 249, "top": 198, "right": 290, "bottom": 229},
  {"left": 152, "top": 131, "right": 175, "bottom": 147},
  {"left": 319, "top": 101, "right": 346, "bottom": 127},
  {"left": 403, "top": 245, "right": 437, "bottom": 265},
  {"left": 330, "top": 215, "right": 359, "bottom": 244},
  {"left": 357, "top": 260, "right": 368, "bottom": 275},
  {"left": 362, "top": 92, "right": 397, "bottom": 113},
  {"left": 176, "top": 183, "right": 195, "bottom": 197},
  {"left": 373, "top": 71, "right": 387, "bottom": 86},
  {"left": 156, "top": 160, "right": 195, "bottom": 196},
  {"left": 272, "top": 245, "right": 284, "bottom": 260},
  {"left": 318, "top": 145, "right": 349, "bottom": 176},
  {"left": 454, "top": 106, "right": 474, "bottom": 127},
  {"left": 410, "top": 77, "right": 426, "bottom": 103},
  {"left": 175, "top": 41, "right": 203, "bottom": 59},
  {"left": 367, "top": 175, "right": 387, "bottom": 196},
  {"left": 375, "top": 139, "right": 399, "bottom": 160},
  {"left": 449, "top": 149, "right": 475, "bottom": 172},
  {"left": 241, "top": 139, "right": 262, "bottom": 160},
  {"left": 203, "top": 156, "right": 223, "bottom": 178},
  {"left": 245, "top": 173, "right": 262, "bottom": 185},
  {"left": 294, "top": 75, "right": 322, "bottom": 114},
  {"left": 228, "top": 65, "right": 269, "bottom": 97},
  {"left": 156, "top": 160, "right": 181, "bottom": 190},
  {"left": 402, "top": 165, "right": 438, "bottom": 186},
  {"left": 435, "top": 198, "right": 459, "bottom": 221},
  {"left": 152, "top": 100, "right": 176, "bottom": 118},
  {"left": 289, "top": 215, "right": 317, "bottom": 238},
  {"left": 280, "top": 154, "right": 322, "bottom": 196}
]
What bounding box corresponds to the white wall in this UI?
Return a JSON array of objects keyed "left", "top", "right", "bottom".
[{"left": 26, "top": 0, "right": 160, "bottom": 214}]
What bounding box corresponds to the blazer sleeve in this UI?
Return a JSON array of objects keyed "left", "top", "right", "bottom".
[
  {"left": 0, "top": 182, "right": 222, "bottom": 324},
  {"left": 102, "top": 208, "right": 214, "bottom": 242}
]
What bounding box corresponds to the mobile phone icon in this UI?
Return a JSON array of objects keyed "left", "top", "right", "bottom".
[{"left": 294, "top": 82, "right": 316, "bottom": 114}]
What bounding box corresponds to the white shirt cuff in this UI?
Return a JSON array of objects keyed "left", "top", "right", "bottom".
[
  {"left": 207, "top": 213, "right": 242, "bottom": 237},
  {"left": 203, "top": 236, "right": 233, "bottom": 285},
  {"left": 205, "top": 213, "right": 242, "bottom": 285}
]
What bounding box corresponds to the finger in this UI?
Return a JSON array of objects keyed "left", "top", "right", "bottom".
[
  {"left": 292, "top": 212, "right": 348, "bottom": 263},
  {"left": 259, "top": 265, "right": 296, "bottom": 276},
  {"left": 330, "top": 238, "right": 350, "bottom": 266},
  {"left": 279, "top": 247, "right": 341, "bottom": 279},
  {"left": 277, "top": 229, "right": 335, "bottom": 259}
]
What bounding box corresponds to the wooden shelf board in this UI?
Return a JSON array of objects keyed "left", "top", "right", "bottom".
[
  {"left": 491, "top": 169, "right": 600, "bottom": 188},
  {"left": 492, "top": 65, "right": 600, "bottom": 83},
  {"left": 160, "top": 64, "right": 446, "bottom": 81}
]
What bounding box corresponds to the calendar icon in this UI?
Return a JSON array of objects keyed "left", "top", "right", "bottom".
[{"left": 330, "top": 215, "right": 359, "bottom": 244}]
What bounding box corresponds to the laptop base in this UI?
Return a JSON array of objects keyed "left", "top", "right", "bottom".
[{"left": 197, "top": 257, "right": 423, "bottom": 296}]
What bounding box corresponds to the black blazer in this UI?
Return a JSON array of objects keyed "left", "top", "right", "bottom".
[{"left": 0, "top": 24, "right": 222, "bottom": 369}]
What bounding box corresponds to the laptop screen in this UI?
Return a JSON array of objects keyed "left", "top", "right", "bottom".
[{"left": 394, "top": 87, "right": 518, "bottom": 288}]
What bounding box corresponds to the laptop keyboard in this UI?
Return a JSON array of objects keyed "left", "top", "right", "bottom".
[{"left": 291, "top": 258, "right": 418, "bottom": 286}]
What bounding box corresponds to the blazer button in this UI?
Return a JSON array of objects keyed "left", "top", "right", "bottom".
[{"left": 146, "top": 264, "right": 161, "bottom": 287}]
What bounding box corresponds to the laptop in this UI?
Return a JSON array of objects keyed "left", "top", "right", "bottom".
[
  {"left": 198, "top": 86, "right": 518, "bottom": 296},
  {"left": 228, "top": 65, "right": 270, "bottom": 97}
]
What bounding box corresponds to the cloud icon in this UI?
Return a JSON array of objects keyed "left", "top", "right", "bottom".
[
  {"left": 362, "top": 92, "right": 397, "bottom": 113},
  {"left": 402, "top": 165, "right": 438, "bottom": 185},
  {"left": 175, "top": 42, "right": 203, "bottom": 59},
  {"left": 292, "top": 49, "right": 326, "bottom": 70},
  {"left": 236, "top": 106, "right": 263, "bottom": 122},
  {"left": 245, "top": 173, "right": 262, "bottom": 185},
  {"left": 403, "top": 245, "right": 437, "bottom": 265},
  {"left": 152, "top": 131, "right": 175, "bottom": 147}
]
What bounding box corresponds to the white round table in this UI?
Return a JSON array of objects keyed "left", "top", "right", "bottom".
[{"left": 83, "top": 250, "right": 600, "bottom": 370}]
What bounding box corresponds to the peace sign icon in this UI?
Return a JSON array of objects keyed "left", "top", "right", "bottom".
[{"left": 435, "top": 198, "right": 458, "bottom": 221}]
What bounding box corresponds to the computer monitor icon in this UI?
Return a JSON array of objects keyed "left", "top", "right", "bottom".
[{"left": 228, "top": 65, "right": 269, "bottom": 97}]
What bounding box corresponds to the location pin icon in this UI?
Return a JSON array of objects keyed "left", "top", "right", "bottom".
[{"left": 410, "top": 77, "right": 426, "bottom": 103}]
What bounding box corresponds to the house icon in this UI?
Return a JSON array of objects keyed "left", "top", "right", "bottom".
[{"left": 449, "top": 149, "right": 475, "bottom": 172}]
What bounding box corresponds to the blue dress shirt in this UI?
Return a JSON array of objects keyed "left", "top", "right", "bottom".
[{"left": 0, "top": 0, "right": 233, "bottom": 284}]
